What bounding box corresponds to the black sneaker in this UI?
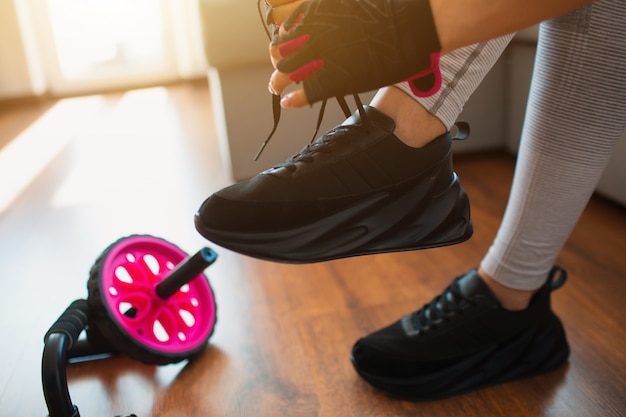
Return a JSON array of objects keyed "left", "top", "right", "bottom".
[
  {"left": 195, "top": 105, "right": 473, "bottom": 263},
  {"left": 351, "top": 266, "right": 570, "bottom": 400}
]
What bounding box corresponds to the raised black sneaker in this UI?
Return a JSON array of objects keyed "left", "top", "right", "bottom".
[
  {"left": 195, "top": 105, "right": 473, "bottom": 263},
  {"left": 351, "top": 266, "right": 570, "bottom": 401}
]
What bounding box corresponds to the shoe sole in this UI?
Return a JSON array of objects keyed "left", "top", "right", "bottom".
[
  {"left": 351, "top": 313, "right": 570, "bottom": 401},
  {"left": 195, "top": 172, "right": 473, "bottom": 264}
]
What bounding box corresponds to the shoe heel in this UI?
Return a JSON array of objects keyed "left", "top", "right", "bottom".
[{"left": 417, "top": 172, "right": 473, "bottom": 248}]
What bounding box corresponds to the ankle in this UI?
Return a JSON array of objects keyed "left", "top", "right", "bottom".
[
  {"left": 477, "top": 267, "right": 537, "bottom": 311},
  {"left": 370, "top": 86, "right": 446, "bottom": 148}
]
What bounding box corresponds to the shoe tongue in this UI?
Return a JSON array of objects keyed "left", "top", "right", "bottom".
[
  {"left": 457, "top": 270, "right": 499, "bottom": 303},
  {"left": 341, "top": 105, "right": 396, "bottom": 132}
]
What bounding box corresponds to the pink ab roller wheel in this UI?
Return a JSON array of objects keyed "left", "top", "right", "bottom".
[
  {"left": 87, "top": 235, "right": 218, "bottom": 365},
  {"left": 43, "top": 235, "right": 219, "bottom": 417}
]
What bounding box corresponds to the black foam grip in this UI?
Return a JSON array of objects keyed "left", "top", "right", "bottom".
[{"left": 44, "top": 299, "right": 90, "bottom": 350}]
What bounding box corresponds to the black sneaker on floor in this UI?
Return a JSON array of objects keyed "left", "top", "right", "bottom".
[
  {"left": 351, "top": 266, "right": 570, "bottom": 401},
  {"left": 195, "top": 105, "right": 473, "bottom": 263}
]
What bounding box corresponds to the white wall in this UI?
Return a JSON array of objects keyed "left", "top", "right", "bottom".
[{"left": 0, "top": 0, "right": 40, "bottom": 99}]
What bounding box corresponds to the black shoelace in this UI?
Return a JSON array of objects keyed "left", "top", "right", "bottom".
[
  {"left": 409, "top": 280, "right": 476, "bottom": 334},
  {"left": 274, "top": 116, "right": 372, "bottom": 172},
  {"left": 255, "top": 0, "right": 369, "bottom": 161}
]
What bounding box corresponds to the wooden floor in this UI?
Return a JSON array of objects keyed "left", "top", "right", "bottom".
[{"left": 1, "top": 81, "right": 625, "bottom": 417}]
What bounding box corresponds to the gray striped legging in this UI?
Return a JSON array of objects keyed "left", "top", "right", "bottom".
[{"left": 396, "top": 0, "right": 626, "bottom": 290}]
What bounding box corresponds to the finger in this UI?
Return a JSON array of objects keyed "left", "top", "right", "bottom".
[
  {"left": 269, "top": 69, "right": 294, "bottom": 96},
  {"left": 266, "top": 0, "right": 301, "bottom": 6},
  {"left": 277, "top": 34, "right": 310, "bottom": 58},
  {"left": 280, "top": 89, "right": 309, "bottom": 108},
  {"left": 269, "top": 32, "right": 310, "bottom": 69},
  {"left": 269, "top": 0, "right": 307, "bottom": 26},
  {"left": 269, "top": 43, "right": 281, "bottom": 68}
]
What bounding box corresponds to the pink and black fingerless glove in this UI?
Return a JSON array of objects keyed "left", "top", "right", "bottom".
[{"left": 273, "top": 0, "right": 442, "bottom": 104}]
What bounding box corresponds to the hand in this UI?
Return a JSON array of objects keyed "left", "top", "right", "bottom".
[
  {"left": 264, "top": 0, "right": 310, "bottom": 107},
  {"left": 268, "top": 0, "right": 443, "bottom": 108}
]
